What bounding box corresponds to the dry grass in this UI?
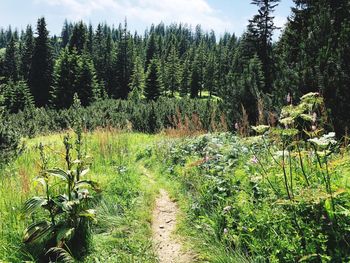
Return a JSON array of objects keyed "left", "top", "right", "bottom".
[{"left": 164, "top": 108, "right": 228, "bottom": 138}]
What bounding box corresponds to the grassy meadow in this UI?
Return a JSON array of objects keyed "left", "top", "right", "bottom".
[{"left": 2, "top": 95, "right": 350, "bottom": 262}]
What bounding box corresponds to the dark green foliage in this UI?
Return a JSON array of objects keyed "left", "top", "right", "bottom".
[
  {"left": 115, "top": 21, "right": 133, "bottom": 99},
  {"left": 3, "top": 37, "right": 18, "bottom": 81},
  {"left": 68, "top": 21, "right": 87, "bottom": 54},
  {"left": 275, "top": 0, "right": 350, "bottom": 135},
  {"left": 144, "top": 59, "right": 162, "bottom": 101},
  {"left": 51, "top": 48, "right": 79, "bottom": 108},
  {"left": 2, "top": 80, "right": 34, "bottom": 113},
  {"left": 0, "top": 117, "right": 19, "bottom": 166},
  {"left": 164, "top": 43, "right": 181, "bottom": 96},
  {"left": 29, "top": 17, "right": 53, "bottom": 107},
  {"left": 248, "top": 0, "right": 280, "bottom": 93},
  {"left": 128, "top": 55, "right": 145, "bottom": 101},
  {"left": 6, "top": 98, "right": 224, "bottom": 137},
  {"left": 145, "top": 32, "right": 158, "bottom": 70},
  {"left": 51, "top": 49, "right": 98, "bottom": 108},
  {"left": 76, "top": 54, "right": 99, "bottom": 106},
  {"left": 20, "top": 25, "right": 34, "bottom": 80},
  {"left": 0, "top": 1, "right": 349, "bottom": 133}
]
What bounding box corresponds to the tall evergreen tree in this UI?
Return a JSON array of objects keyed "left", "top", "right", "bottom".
[
  {"left": 51, "top": 48, "right": 79, "bottom": 108},
  {"left": 76, "top": 53, "right": 99, "bottom": 106},
  {"left": 164, "top": 45, "right": 181, "bottom": 96},
  {"left": 180, "top": 56, "right": 191, "bottom": 97},
  {"left": 69, "top": 21, "right": 87, "bottom": 54},
  {"left": 204, "top": 52, "right": 218, "bottom": 96},
  {"left": 128, "top": 55, "right": 145, "bottom": 101},
  {"left": 61, "top": 20, "right": 72, "bottom": 48},
  {"left": 115, "top": 20, "right": 133, "bottom": 99},
  {"left": 144, "top": 59, "right": 162, "bottom": 100},
  {"left": 145, "top": 32, "right": 158, "bottom": 70},
  {"left": 3, "top": 37, "right": 18, "bottom": 81},
  {"left": 20, "top": 25, "right": 34, "bottom": 81},
  {"left": 2, "top": 80, "right": 34, "bottom": 113},
  {"left": 247, "top": 0, "right": 280, "bottom": 93},
  {"left": 29, "top": 17, "right": 53, "bottom": 107}
]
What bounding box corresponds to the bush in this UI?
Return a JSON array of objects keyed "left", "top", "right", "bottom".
[
  {"left": 7, "top": 98, "right": 226, "bottom": 138},
  {"left": 0, "top": 116, "right": 20, "bottom": 166}
]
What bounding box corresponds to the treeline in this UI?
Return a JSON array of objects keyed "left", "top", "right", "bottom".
[{"left": 0, "top": 0, "right": 350, "bottom": 134}]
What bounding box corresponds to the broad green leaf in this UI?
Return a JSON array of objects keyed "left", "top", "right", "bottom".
[
  {"left": 47, "top": 168, "right": 70, "bottom": 181},
  {"left": 24, "top": 196, "right": 48, "bottom": 214}
]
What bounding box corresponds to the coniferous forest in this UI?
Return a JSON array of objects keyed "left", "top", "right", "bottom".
[{"left": 2, "top": 0, "right": 350, "bottom": 262}]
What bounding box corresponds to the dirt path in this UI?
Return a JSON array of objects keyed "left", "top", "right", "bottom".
[{"left": 152, "top": 189, "right": 194, "bottom": 263}]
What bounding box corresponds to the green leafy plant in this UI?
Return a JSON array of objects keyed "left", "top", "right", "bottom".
[{"left": 23, "top": 129, "right": 100, "bottom": 262}]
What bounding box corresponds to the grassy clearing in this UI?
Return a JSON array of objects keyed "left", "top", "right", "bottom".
[
  {"left": 3, "top": 121, "right": 350, "bottom": 262},
  {"left": 0, "top": 130, "right": 162, "bottom": 262}
]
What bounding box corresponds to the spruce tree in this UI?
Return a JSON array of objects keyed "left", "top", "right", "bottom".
[
  {"left": 144, "top": 59, "right": 162, "bottom": 101},
  {"left": 3, "top": 36, "right": 18, "bottom": 81},
  {"left": 248, "top": 0, "right": 280, "bottom": 93},
  {"left": 180, "top": 57, "right": 191, "bottom": 97},
  {"left": 29, "top": 17, "right": 53, "bottom": 107},
  {"left": 69, "top": 21, "right": 87, "bottom": 54},
  {"left": 61, "top": 19, "right": 72, "bottom": 48},
  {"left": 51, "top": 48, "right": 79, "bottom": 108},
  {"left": 128, "top": 55, "right": 145, "bottom": 101},
  {"left": 204, "top": 52, "right": 218, "bottom": 96},
  {"left": 2, "top": 80, "right": 34, "bottom": 113},
  {"left": 145, "top": 32, "right": 157, "bottom": 70},
  {"left": 115, "top": 20, "right": 133, "bottom": 99},
  {"left": 20, "top": 25, "right": 34, "bottom": 81},
  {"left": 164, "top": 45, "right": 181, "bottom": 96},
  {"left": 76, "top": 53, "right": 99, "bottom": 106}
]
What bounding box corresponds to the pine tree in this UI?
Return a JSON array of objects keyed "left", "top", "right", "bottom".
[
  {"left": 190, "top": 41, "right": 206, "bottom": 98},
  {"left": 145, "top": 32, "right": 158, "bottom": 70},
  {"left": 86, "top": 23, "right": 94, "bottom": 54},
  {"left": 2, "top": 80, "right": 34, "bottom": 113},
  {"left": 51, "top": 48, "right": 79, "bottom": 108},
  {"left": 128, "top": 55, "right": 145, "bottom": 101},
  {"left": 164, "top": 44, "right": 181, "bottom": 96},
  {"left": 204, "top": 52, "right": 218, "bottom": 96},
  {"left": 115, "top": 20, "right": 133, "bottom": 99},
  {"left": 61, "top": 20, "right": 72, "bottom": 48},
  {"left": 144, "top": 59, "right": 162, "bottom": 101},
  {"left": 29, "top": 17, "right": 53, "bottom": 107},
  {"left": 20, "top": 25, "right": 34, "bottom": 81},
  {"left": 69, "top": 21, "right": 87, "bottom": 54},
  {"left": 248, "top": 0, "right": 280, "bottom": 93},
  {"left": 3, "top": 36, "right": 18, "bottom": 81},
  {"left": 76, "top": 53, "right": 99, "bottom": 106},
  {"left": 180, "top": 56, "right": 191, "bottom": 97}
]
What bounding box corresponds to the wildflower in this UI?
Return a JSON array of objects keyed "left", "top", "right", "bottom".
[
  {"left": 223, "top": 228, "right": 228, "bottom": 234},
  {"left": 251, "top": 155, "right": 258, "bottom": 164}
]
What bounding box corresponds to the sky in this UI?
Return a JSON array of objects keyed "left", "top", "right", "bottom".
[{"left": 0, "top": 0, "right": 294, "bottom": 38}]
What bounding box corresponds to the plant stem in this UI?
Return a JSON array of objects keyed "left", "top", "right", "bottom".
[
  {"left": 296, "top": 143, "right": 310, "bottom": 186},
  {"left": 282, "top": 140, "right": 292, "bottom": 200}
]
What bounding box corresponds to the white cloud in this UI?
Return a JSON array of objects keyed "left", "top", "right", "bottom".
[{"left": 33, "top": 0, "right": 233, "bottom": 34}]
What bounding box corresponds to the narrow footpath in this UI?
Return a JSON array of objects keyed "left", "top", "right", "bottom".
[{"left": 152, "top": 189, "right": 194, "bottom": 263}]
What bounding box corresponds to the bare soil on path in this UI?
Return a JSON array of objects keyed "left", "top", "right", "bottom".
[{"left": 152, "top": 189, "right": 194, "bottom": 263}]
